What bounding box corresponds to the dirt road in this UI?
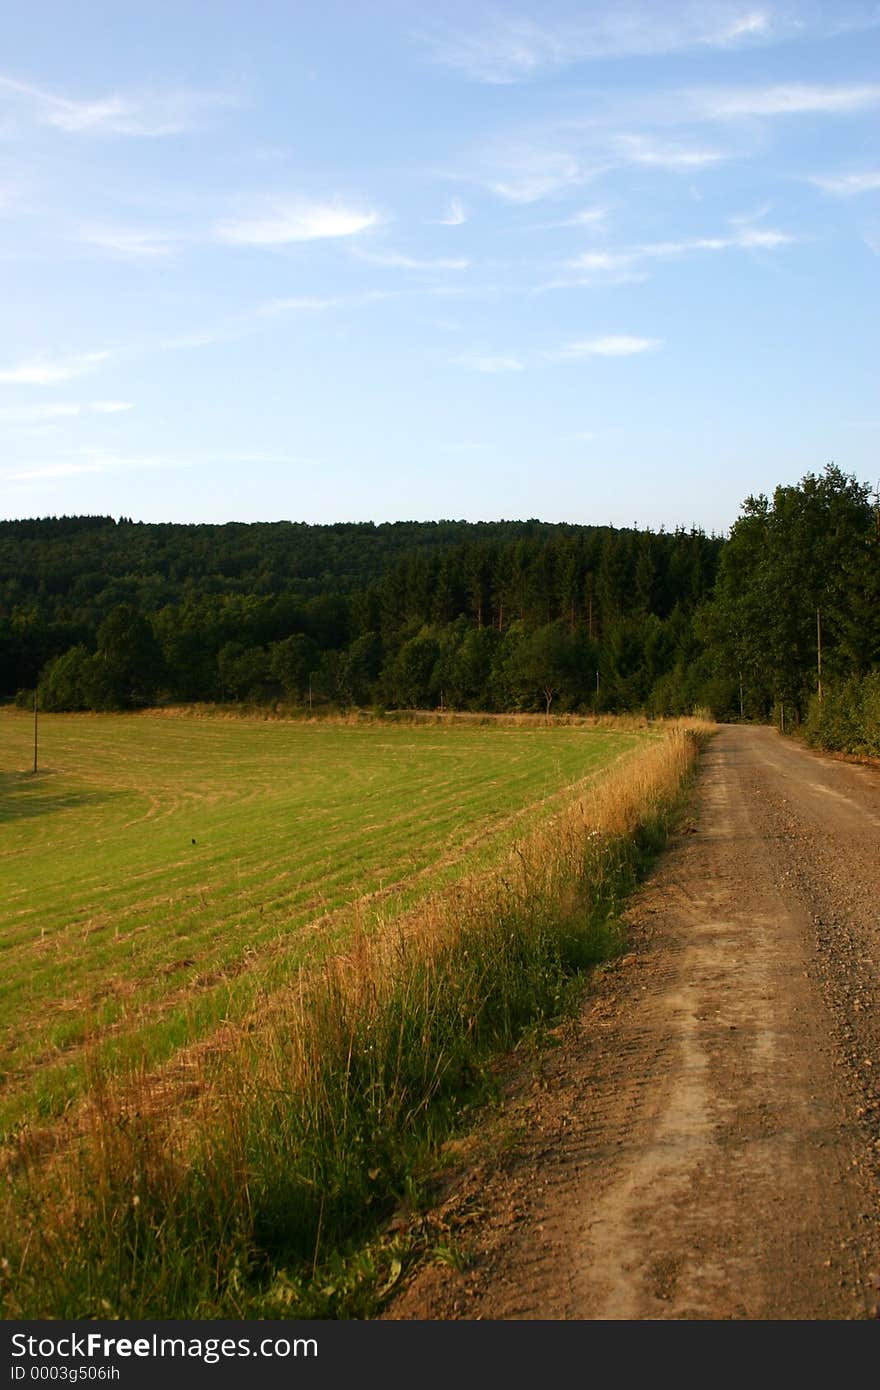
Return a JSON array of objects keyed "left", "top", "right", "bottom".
[{"left": 387, "top": 725, "right": 880, "bottom": 1320}]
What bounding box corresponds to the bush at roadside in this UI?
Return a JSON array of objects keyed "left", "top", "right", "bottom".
[{"left": 805, "top": 672, "right": 880, "bottom": 757}]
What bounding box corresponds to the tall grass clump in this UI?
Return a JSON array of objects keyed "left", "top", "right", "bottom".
[{"left": 1, "top": 723, "right": 708, "bottom": 1319}]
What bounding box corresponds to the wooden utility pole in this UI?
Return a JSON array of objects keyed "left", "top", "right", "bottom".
[
  {"left": 32, "top": 688, "right": 38, "bottom": 774},
  {"left": 816, "top": 607, "right": 823, "bottom": 703}
]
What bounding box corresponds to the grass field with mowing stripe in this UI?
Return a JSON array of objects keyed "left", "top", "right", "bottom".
[{"left": 0, "top": 708, "right": 648, "bottom": 1136}]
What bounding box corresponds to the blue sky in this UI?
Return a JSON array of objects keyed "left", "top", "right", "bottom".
[{"left": 1, "top": 1, "right": 878, "bottom": 533}]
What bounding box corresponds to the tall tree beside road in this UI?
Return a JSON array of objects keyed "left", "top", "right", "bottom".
[{"left": 701, "top": 465, "right": 879, "bottom": 720}]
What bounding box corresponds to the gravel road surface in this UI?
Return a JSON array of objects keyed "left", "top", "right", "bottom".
[{"left": 387, "top": 725, "right": 880, "bottom": 1320}]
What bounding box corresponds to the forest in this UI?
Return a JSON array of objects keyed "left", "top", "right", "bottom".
[{"left": 2, "top": 465, "right": 878, "bottom": 741}]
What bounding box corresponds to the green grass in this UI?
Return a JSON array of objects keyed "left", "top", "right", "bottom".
[
  {"left": 0, "top": 708, "right": 647, "bottom": 1136},
  {"left": 1, "top": 718, "right": 703, "bottom": 1320}
]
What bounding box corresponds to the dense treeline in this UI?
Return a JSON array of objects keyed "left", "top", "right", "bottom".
[
  {"left": 699, "top": 464, "right": 880, "bottom": 746},
  {"left": 2, "top": 465, "right": 877, "bottom": 729},
  {"left": 1, "top": 515, "right": 721, "bottom": 715}
]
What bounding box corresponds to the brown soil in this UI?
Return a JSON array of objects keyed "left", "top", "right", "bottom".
[{"left": 385, "top": 725, "right": 880, "bottom": 1320}]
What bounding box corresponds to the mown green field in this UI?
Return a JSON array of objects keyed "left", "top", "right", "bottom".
[{"left": 0, "top": 709, "right": 647, "bottom": 1136}]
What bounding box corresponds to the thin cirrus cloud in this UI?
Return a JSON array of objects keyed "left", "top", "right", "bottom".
[
  {"left": 0, "top": 402, "right": 80, "bottom": 423},
  {"left": 421, "top": 6, "right": 777, "bottom": 84},
  {"left": 548, "top": 336, "right": 662, "bottom": 359},
  {"left": 472, "top": 131, "right": 730, "bottom": 207},
  {"left": 4, "top": 453, "right": 165, "bottom": 483},
  {"left": 697, "top": 82, "right": 880, "bottom": 119},
  {"left": 0, "top": 351, "right": 111, "bottom": 385},
  {"left": 254, "top": 295, "right": 345, "bottom": 317},
  {"left": 5, "top": 461, "right": 121, "bottom": 481},
  {"left": 808, "top": 170, "right": 880, "bottom": 195},
  {"left": 355, "top": 248, "right": 470, "bottom": 270},
  {"left": 436, "top": 197, "right": 467, "bottom": 226},
  {"left": 561, "top": 226, "right": 795, "bottom": 283},
  {"left": 244, "top": 289, "right": 397, "bottom": 322},
  {"left": 486, "top": 149, "right": 586, "bottom": 204},
  {"left": 559, "top": 207, "right": 608, "bottom": 228},
  {"left": 0, "top": 73, "right": 236, "bottom": 136},
  {"left": 0, "top": 400, "right": 133, "bottom": 424},
  {"left": 78, "top": 224, "right": 185, "bottom": 259},
  {"left": 252, "top": 290, "right": 398, "bottom": 319},
  {"left": 216, "top": 201, "right": 381, "bottom": 246},
  {"left": 456, "top": 354, "right": 525, "bottom": 373},
  {"left": 4, "top": 447, "right": 315, "bottom": 484},
  {"left": 155, "top": 292, "right": 397, "bottom": 356},
  {"left": 82, "top": 208, "right": 388, "bottom": 261},
  {"left": 614, "top": 134, "right": 728, "bottom": 169}
]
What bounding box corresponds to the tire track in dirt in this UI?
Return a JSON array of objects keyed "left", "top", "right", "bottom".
[{"left": 386, "top": 726, "right": 880, "bottom": 1320}]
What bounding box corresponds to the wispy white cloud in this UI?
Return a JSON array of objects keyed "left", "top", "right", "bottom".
[
  {"left": 83, "top": 204, "right": 391, "bottom": 261},
  {"left": 561, "top": 225, "right": 795, "bottom": 284},
  {"left": 528, "top": 205, "right": 611, "bottom": 236},
  {"left": 0, "top": 178, "right": 26, "bottom": 215},
  {"left": 614, "top": 133, "right": 727, "bottom": 169},
  {"left": 421, "top": 6, "right": 780, "bottom": 84},
  {"left": 424, "top": 18, "right": 564, "bottom": 84},
  {"left": 437, "top": 197, "right": 467, "bottom": 226},
  {"left": 808, "top": 170, "right": 880, "bottom": 195},
  {"left": 733, "top": 227, "right": 793, "bottom": 248},
  {"left": 0, "top": 73, "right": 236, "bottom": 136},
  {"left": 438, "top": 440, "right": 486, "bottom": 452},
  {"left": 254, "top": 290, "right": 396, "bottom": 317},
  {"left": 78, "top": 224, "right": 184, "bottom": 259},
  {"left": 3, "top": 450, "right": 167, "bottom": 481},
  {"left": 548, "top": 335, "right": 662, "bottom": 359},
  {"left": 699, "top": 82, "right": 880, "bottom": 119},
  {"left": 3, "top": 445, "right": 307, "bottom": 483},
  {"left": 465, "top": 123, "right": 733, "bottom": 208},
  {"left": 0, "top": 399, "right": 133, "bottom": 423},
  {"left": 456, "top": 354, "right": 525, "bottom": 373},
  {"left": 154, "top": 291, "right": 397, "bottom": 355},
  {"left": 216, "top": 200, "right": 381, "bottom": 246},
  {"left": 254, "top": 295, "right": 344, "bottom": 317},
  {"left": 487, "top": 148, "right": 588, "bottom": 203},
  {"left": 161, "top": 327, "right": 235, "bottom": 351},
  {"left": 6, "top": 461, "right": 115, "bottom": 481},
  {"left": 356, "top": 248, "right": 469, "bottom": 270},
  {"left": 0, "top": 351, "right": 111, "bottom": 385},
  {"left": 566, "top": 249, "right": 633, "bottom": 275},
  {"left": 728, "top": 202, "right": 774, "bottom": 224},
  {"left": 721, "top": 11, "right": 771, "bottom": 41},
  {"left": 0, "top": 402, "right": 81, "bottom": 422},
  {"left": 559, "top": 206, "right": 608, "bottom": 228}
]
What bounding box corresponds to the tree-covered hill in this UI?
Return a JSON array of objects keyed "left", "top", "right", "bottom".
[
  {"left": 1, "top": 514, "right": 721, "bottom": 713},
  {"left": 2, "top": 465, "right": 877, "bottom": 730}
]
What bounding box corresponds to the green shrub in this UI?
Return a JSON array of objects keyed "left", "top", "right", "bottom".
[{"left": 805, "top": 672, "right": 880, "bottom": 756}]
